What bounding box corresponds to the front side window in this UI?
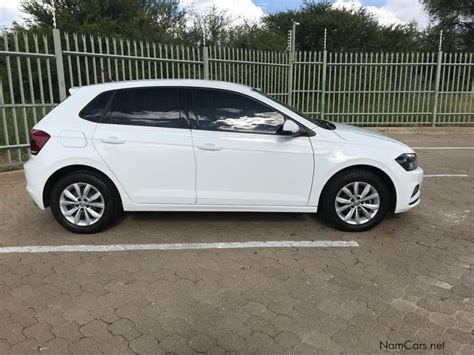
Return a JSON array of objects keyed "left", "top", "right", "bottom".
[
  {"left": 252, "top": 88, "right": 335, "bottom": 130},
  {"left": 191, "top": 88, "right": 285, "bottom": 134},
  {"left": 104, "top": 87, "right": 184, "bottom": 128}
]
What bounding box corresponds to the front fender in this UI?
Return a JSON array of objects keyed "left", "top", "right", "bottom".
[{"left": 308, "top": 140, "right": 401, "bottom": 208}]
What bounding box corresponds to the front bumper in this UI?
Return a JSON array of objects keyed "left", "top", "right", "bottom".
[{"left": 394, "top": 167, "right": 424, "bottom": 213}]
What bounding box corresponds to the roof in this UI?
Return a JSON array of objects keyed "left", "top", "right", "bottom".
[{"left": 72, "top": 79, "right": 253, "bottom": 95}]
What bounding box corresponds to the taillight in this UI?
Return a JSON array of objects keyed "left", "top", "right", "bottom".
[{"left": 30, "top": 129, "right": 50, "bottom": 155}]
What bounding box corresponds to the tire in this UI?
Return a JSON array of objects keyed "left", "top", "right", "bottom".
[
  {"left": 319, "top": 169, "right": 390, "bottom": 232},
  {"left": 50, "top": 172, "right": 118, "bottom": 233}
]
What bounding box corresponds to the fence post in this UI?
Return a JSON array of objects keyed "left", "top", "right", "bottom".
[
  {"left": 203, "top": 46, "right": 209, "bottom": 80},
  {"left": 432, "top": 31, "right": 443, "bottom": 127},
  {"left": 287, "top": 50, "right": 294, "bottom": 106},
  {"left": 320, "top": 29, "right": 327, "bottom": 120},
  {"left": 52, "top": 28, "right": 67, "bottom": 100},
  {"left": 287, "top": 22, "right": 300, "bottom": 106},
  {"left": 0, "top": 80, "right": 12, "bottom": 166}
]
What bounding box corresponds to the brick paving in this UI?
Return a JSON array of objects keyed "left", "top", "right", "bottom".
[{"left": 0, "top": 133, "right": 473, "bottom": 354}]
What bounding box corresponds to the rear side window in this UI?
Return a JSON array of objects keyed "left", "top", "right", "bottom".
[
  {"left": 104, "top": 87, "right": 184, "bottom": 128},
  {"left": 79, "top": 91, "right": 113, "bottom": 122},
  {"left": 191, "top": 88, "right": 285, "bottom": 134}
]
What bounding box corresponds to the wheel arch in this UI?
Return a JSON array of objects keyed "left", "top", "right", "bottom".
[
  {"left": 43, "top": 164, "right": 123, "bottom": 210},
  {"left": 318, "top": 164, "right": 397, "bottom": 213}
]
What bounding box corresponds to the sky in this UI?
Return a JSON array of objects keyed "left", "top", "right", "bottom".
[{"left": 1, "top": 0, "right": 430, "bottom": 29}]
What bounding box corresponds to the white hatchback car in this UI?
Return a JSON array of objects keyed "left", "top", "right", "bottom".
[{"left": 24, "top": 80, "right": 423, "bottom": 233}]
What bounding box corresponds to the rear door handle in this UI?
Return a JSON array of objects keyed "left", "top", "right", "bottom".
[
  {"left": 197, "top": 143, "right": 222, "bottom": 151},
  {"left": 100, "top": 137, "right": 125, "bottom": 144}
]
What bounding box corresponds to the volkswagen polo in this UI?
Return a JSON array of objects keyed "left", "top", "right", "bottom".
[{"left": 24, "top": 80, "right": 423, "bottom": 233}]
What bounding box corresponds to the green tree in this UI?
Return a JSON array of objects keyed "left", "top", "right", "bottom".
[
  {"left": 227, "top": 23, "right": 286, "bottom": 51},
  {"left": 180, "top": 6, "right": 283, "bottom": 50},
  {"left": 19, "top": 0, "right": 187, "bottom": 42},
  {"left": 421, "top": 0, "right": 473, "bottom": 50},
  {"left": 183, "top": 5, "right": 232, "bottom": 47},
  {"left": 263, "top": 1, "right": 421, "bottom": 52}
]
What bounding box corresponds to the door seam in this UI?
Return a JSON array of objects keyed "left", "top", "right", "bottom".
[
  {"left": 307, "top": 138, "right": 316, "bottom": 207},
  {"left": 189, "top": 129, "right": 198, "bottom": 204}
]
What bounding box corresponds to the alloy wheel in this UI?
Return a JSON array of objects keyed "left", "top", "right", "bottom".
[
  {"left": 59, "top": 183, "right": 105, "bottom": 226},
  {"left": 335, "top": 181, "right": 380, "bottom": 225}
]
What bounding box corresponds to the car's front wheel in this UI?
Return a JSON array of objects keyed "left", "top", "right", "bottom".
[
  {"left": 50, "top": 172, "right": 117, "bottom": 233},
  {"left": 320, "top": 169, "right": 390, "bottom": 232}
]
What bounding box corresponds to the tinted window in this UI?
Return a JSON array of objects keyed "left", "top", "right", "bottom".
[
  {"left": 105, "top": 88, "right": 184, "bottom": 128},
  {"left": 79, "top": 91, "right": 113, "bottom": 122},
  {"left": 191, "top": 89, "right": 285, "bottom": 134}
]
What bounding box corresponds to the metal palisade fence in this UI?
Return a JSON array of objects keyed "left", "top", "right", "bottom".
[{"left": 0, "top": 28, "right": 473, "bottom": 167}]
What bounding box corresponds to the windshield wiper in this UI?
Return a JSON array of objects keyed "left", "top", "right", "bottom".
[{"left": 310, "top": 118, "right": 336, "bottom": 130}]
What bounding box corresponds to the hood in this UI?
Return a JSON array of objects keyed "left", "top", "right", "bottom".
[{"left": 332, "top": 123, "right": 413, "bottom": 151}]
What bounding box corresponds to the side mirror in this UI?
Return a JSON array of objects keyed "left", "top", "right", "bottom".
[{"left": 281, "top": 120, "right": 301, "bottom": 136}]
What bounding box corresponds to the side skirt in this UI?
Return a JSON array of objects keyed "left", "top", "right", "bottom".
[{"left": 123, "top": 204, "right": 318, "bottom": 213}]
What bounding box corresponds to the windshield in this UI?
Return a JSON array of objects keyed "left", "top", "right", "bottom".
[{"left": 252, "top": 89, "right": 335, "bottom": 130}]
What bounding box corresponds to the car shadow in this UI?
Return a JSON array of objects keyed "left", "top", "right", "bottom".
[{"left": 121, "top": 211, "right": 314, "bottom": 223}]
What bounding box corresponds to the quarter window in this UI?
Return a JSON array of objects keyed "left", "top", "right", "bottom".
[
  {"left": 79, "top": 91, "right": 113, "bottom": 122},
  {"left": 105, "top": 88, "right": 184, "bottom": 128},
  {"left": 191, "top": 89, "right": 285, "bottom": 134}
]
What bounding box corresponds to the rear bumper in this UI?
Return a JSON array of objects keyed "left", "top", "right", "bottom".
[
  {"left": 24, "top": 158, "right": 46, "bottom": 209},
  {"left": 394, "top": 167, "right": 424, "bottom": 213}
]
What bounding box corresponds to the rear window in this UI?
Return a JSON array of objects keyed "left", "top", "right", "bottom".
[
  {"left": 79, "top": 91, "right": 113, "bottom": 122},
  {"left": 103, "top": 87, "right": 184, "bottom": 128}
]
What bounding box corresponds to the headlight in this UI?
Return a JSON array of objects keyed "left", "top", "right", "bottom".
[{"left": 395, "top": 153, "right": 417, "bottom": 171}]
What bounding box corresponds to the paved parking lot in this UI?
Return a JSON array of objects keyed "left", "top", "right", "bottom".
[{"left": 0, "top": 132, "right": 473, "bottom": 354}]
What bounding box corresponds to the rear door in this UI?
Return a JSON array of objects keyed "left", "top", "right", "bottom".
[
  {"left": 188, "top": 88, "right": 314, "bottom": 206},
  {"left": 92, "top": 87, "right": 196, "bottom": 204}
]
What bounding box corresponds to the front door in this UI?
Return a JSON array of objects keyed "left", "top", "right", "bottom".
[{"left": 188, "top": 88, "right": 314, "bottom": 206}]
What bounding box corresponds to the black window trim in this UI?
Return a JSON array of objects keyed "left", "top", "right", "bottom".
[
  {"left": 79, "top": 85, "right": 315, "bottom": 135},
  {"left": 187, "top": 87, "right": 315, "bottom": 137}
]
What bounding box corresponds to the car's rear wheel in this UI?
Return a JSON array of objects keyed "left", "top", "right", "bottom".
[
  {"left": 320, "top": 169, "right": 390, "bottom": 232},
  {"left": 50, "top": 172, "right": 117, "bottom": 233}
]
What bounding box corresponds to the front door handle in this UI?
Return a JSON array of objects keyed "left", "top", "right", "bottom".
[
  {"left": 100, "top": 137, "right": 125, "bottom": 144},
  {"left": 197, "top": 143, "right": 222, "bottom": 151}
]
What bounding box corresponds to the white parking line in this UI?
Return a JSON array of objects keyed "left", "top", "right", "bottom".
[
  {"left": 413, "top": 147, "right": 474, "bottom": 150},
  {"left": 0, "top": 240, "right": 359, "bottom": 254},
  {"left": 424, "top": 174, "right": 469, "bottom": 178}
]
